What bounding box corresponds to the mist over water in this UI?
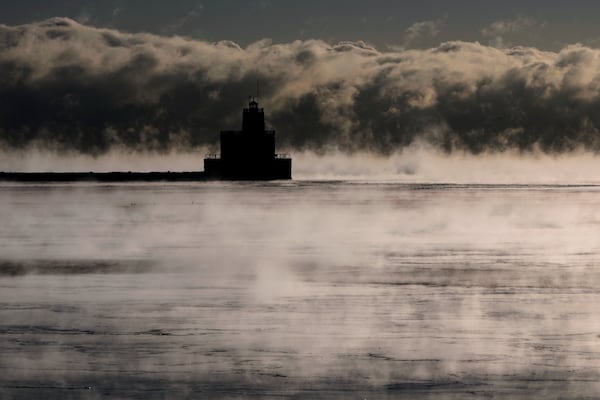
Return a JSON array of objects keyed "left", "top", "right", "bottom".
[
  {"left": 5, "top": 10, "right": 600, "bottom": 400},
  {"left": 2, "top": 179, "right": 600, "bottom": 398},
  {"left": 5, "top": 147, "right": 600, "bottom": 184}
]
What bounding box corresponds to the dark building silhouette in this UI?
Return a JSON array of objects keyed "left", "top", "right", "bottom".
[{"left": 204, "top": 98, "right": 292, "bottom": 180}]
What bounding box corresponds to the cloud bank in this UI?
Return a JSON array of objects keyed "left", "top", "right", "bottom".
[{"left": 2, "top": 18, "right": 600, "bottom": 155}]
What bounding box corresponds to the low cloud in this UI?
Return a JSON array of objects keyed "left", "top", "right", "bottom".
[
  {"left": 399, "top": 19, "right": 444, "bottom": 50},
  {"left": 1, "top": 18, "right": 600, "bottom": 155},
  {"left": 482, "top": 16, "right": 546, "bottom": 48}
]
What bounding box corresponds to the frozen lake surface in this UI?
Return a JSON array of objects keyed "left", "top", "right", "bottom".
[{"left": 2, "top": 181, "right": 600, "bottom": 399}]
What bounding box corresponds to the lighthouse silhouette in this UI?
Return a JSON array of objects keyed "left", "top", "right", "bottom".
[{"left": 203, "top": 96, "right": 292, "bottom": 180}]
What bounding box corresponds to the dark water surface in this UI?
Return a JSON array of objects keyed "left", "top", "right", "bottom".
[{"left": 2, "top": 181, "right": 600, "bottom": 399}]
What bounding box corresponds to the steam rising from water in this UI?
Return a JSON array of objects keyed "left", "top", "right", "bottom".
[
  {"left": 4, "top": 14, "right": 600, "bottom": 400},
  {"left": 4, "top": 147, "right": 600, "bottom": 184},
  {"left": 2, "top": 182, "right": 600, "bottom": 397}
]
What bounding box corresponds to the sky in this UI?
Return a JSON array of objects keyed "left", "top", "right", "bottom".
[
  {"left": 3, "top": 0, "right": 600, "bottom": 50},
  {"left": 3, "top": 1, "right": 600, "bottom": 156}
]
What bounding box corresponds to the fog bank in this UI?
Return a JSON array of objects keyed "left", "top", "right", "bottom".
[{"left": 4, "top": 18, "right": 600, "bottom": 155}]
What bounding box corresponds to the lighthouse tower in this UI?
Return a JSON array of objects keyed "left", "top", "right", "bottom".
[{"left": 203, "top": 98, "right": 292, "bottom": 180}]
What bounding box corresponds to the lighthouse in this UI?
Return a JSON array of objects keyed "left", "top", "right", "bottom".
[{"left": 203, "top": 98, "right": 292, "bottom": 180}]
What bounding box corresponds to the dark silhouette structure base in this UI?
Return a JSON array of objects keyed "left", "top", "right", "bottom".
[{"left": 204, "top": 158, "right": 291, "bottom": 180}]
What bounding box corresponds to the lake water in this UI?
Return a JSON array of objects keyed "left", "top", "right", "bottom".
[{"left": 2, "top": 181, "right": 600, "bottom": 399}]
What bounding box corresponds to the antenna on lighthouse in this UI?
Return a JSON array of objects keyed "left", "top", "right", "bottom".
[{"left": 256, "top": 80, "right": 259, "bottom": 104}]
